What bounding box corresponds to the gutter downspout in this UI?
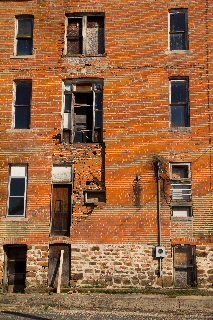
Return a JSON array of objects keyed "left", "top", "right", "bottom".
[{"left": 157, "top": 161, "right": 163, "bottom": 278}]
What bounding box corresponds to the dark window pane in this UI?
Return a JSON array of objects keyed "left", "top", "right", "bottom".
[
  {"left": 15, "top": 82, "right": 32, "bottom": 105},
  {"left": 8, "top": 197, "right": 24, "bottom": 215},
  {"left": 171, "top": 81, "right": 188, "bottom": 103},
  {"left": 170, "top": 12, "right": 186, "bottom": 32},
  {"left": 95, "top": 92, "right": 103, "bottom": 111},
  {"left": 10, "top": 178, "right": 25, "bottom": 196},
  {"left": 17, "top": 19, "right": 33, "bottom": 37},
  {"left": 67, "top": 39, "right": 82, "bottom": 54},
  {"left": 17, "top": 39, "right": 33, "bottom": 55},
  {"left": 67, "top": 18, "right": 82, "bottom": 37},
  {"left": 170, "top": 33, "right": 187, "bottom": 50},
  {"left": 15, "top": 106, "right": 30, "bottom": 129},
  {"left": 95, "top": 110, "right": 103, "bottom": 128},
  {"left": 65, "top": 94, "right": 72, "bottom": 112},
  {"left": 171, "top": 105, "right": 189, "bottom": 127}
]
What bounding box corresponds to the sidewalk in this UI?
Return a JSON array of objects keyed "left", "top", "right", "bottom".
[{"left": 1, "top": 292, "right": 213, "bottom": 315}]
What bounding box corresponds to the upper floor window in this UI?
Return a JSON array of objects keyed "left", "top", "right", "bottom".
[
  {"left": 170, "top": 78, "right": 189, "bottom": 127},
  {"left": 169, "top": 9, "right": 188, "bottom": 51},
  {"left": 16, "top": 15, "right": 34, "bottom": 55},
  {"left": 65, "top": 13, "right": 105, "bottom": 55},
  {"left": 14, "top": 80, "right": 32, "bottom": 129},
  {"left": 7, "top": 165, "right": 28, "bottom": 216},
  {"left": 63, "top": 79, "right": 103, "bottom": 143}
]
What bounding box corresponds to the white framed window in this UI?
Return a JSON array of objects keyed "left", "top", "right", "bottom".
[
  {"left": 65, "top": 13, "right": 105, "bottom": 55},
  {"left": 63, "top": 79, "right": 103, "bottom": 143},
  {"left": 15, "top": 15, "right": 34, "bottom": 56},
  {"left": 84, "top": 190, "right": 106, "bottom": 204},
  {"left": 169, "top": 9, "right": 188, "bottom": 51},
  {"left": 7, "top": 165, "right": 27, "bottom": 216},
  {"left": 170, "top": 163, "right": 192, "bottom": 217}
]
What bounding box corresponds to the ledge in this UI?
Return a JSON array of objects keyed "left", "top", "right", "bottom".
[
  {"left": 165, "top": 49, "right": 193, "bottom": 55},
  {"left": 171, "top": 216, "right": 193, "bottom": 221},
  {"left": 169, "top": 127, "right": 192, "bottom": 132},
  {"left": 10, "top": 55, "right": 35, "bottom": 59},
  {"left": 1, "top": 217, "right": 28, "bottom": 221},
  {"left": 62, "top": 53, "right": 107, "bottom": 58}
]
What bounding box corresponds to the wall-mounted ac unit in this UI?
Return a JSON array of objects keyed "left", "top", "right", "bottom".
[{"left": 155, "top": 246, "right": 166, "bottom": 258}]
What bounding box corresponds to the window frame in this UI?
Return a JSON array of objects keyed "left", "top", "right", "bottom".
[
  {"left": 170, "top": 162, "right": 192, "bottom": 217},
  {"left": 62, "top": 78, "right": 103, "bottom": 144},
  {"left": 7, "top": 165, "right": 28, "bottom": 217},
  {"left": 65, "top": 13, "right": 105, "bottom": 56},
  {"left": 13, "top": 80, "right": 32, "bottom": 129},
  {"left": 169, "top": 9, "right": 188, "bottom": 51},
  {"left": 169, "top": 78, "right": 190, "bottom": 128},
  {"left": 15, "top": 15, "right": 34, "bottom": 56}
]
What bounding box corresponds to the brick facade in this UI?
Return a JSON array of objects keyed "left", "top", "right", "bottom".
[{"left": 0, "top": 0, "right": 213, "bottom": 291}]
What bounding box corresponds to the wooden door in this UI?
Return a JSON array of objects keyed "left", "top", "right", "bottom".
[
  {"left": 48, "top": 244, "right": 70, "bottom": 287},
  {"left": 51, "top": 184, "right": 72, "bottom": 236}
]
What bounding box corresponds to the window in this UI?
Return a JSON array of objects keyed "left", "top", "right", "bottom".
[
  {"left": 173, "top": 245, "right": 196, "bottom": 287},
  {"left": 85, "top": 190, "right": 106, "bottom": 204},
  {"left": 16, "top": 16, "right": 33, "bottom": 55},
  {"left": 51, "top": 165, "right": 73, "bottom": 236},
  {"left": 169, "top": 9, "right": 188, "bottom": 51},
  {"left": 170, "top": 163, "right": 192, "bottom": 217},
  {"left": 66, "top": 13, "right": 105, "bottom": 55},
  {"left": 63, "top": 79, "right": 103, "bottom": 143},
  {"left": 7, "top": 165, "right": 27, "bottom": 216},
  {"left": 14, "top": 81, "right": 32, "bottom": 129},
  {"left": 170, "top": 78, "right": 189, "bottom": 127}
]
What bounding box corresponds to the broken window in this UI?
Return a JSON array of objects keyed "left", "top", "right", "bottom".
[
  {"left": 169, "top": 9, "right": 188, "bottom": 51},
  {"left": 170, "top": 163, "right": 192, "bottom": 217},
  {"left": 170, "top": 78, "right": 189, "bottom": 127},
  {"left": 63, "top": 80, "right": 103, "bottom": 143},
  {"left": 85, "top": 190, "right": 106, "bottom": 203},
  {"left": 173, "top": 245, "right": 196, "bottom": 287},
  {"left": 66, "top": 14, "right": 105, "bottom": 55},
  {"left": 48, "top": 244, "right": 70, "bottom": 288},
  {"left": 3, "top": 245, "right": 27, "bottom": 293},
  {"left": 16, "top": 16, "right": 33, "bottom": 55},
  {"left": 14, "top": 81, "right": 32, "bottom": 129},
  {"left": 51, "top": 166, "right": 72, "bottom": 236},
  {"left": 7, "top": 165, "right": 27, "bottom": 216}
]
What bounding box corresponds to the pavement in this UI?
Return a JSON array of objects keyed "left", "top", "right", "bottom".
[{"left": 0, "top": 292, "right": 213, "bottom": 318}]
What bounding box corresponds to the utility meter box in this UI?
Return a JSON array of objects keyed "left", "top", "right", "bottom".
[{"left": 155, "top": 246, "right": 166, "bottom": 258}]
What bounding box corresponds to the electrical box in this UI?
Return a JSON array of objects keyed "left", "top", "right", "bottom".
[{"left": 155, "top": 246, "right": 166, "bottom": 258}]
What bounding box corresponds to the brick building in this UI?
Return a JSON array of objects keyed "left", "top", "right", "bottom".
[{"left": 0, "top": 0, "right": 213, "bottom": 292}]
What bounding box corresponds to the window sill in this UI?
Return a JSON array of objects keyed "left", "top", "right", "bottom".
[
  {"left": 171, "top": 216, "right": 193, "bottom": 221},
  {"left": 63, "top": 53, "right": 107, "bottom": 58},
  {"left": 169, "top": 127, "right": 191, "bottom": 132},
  {"left": 6, "top": 129, "right": 32, "bottom": 133},
  {"left": 2, "top": 217, "right": 28, "bottom": 221},
  {"left": 165, "top": 49, "right": 193, "bottom": 55},
  {"left": 10, "top": 55, "right": 35, "bottom": 59}
]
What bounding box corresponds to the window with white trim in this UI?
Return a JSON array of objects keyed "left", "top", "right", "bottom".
[
  {"left": 65, "top": 13, "right": 105, "bottom": 55},
  {"left": 170, "top": 78, "right": 189, "bottom": 127},
  {"left": 169, "top": 9, "right": 188, "bottom": 51},
  {"left": 8, "top": 165, "right": 27, "bottom": 216},
  {"left": 170, "top": 163, "right": 192, "bottom": 217},
  {"left": 63, "top": 79, "right": 103, "bottom": 143},
  {"left": 16, "top": 15, "right": 34, "bottom": 56}
]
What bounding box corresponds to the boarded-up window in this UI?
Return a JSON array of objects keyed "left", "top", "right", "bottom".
[
  {"left": 173, "top": 245, "right": 196, "bottom": 287},
  {"left": 66, "top": 14, "right": 105, "bottom": 55},
  {"left": 48, "top": 244, "right": 70, "bottom": 287},
  {"left": 3, "top": 245, "right": 27, "bottom": 293}
]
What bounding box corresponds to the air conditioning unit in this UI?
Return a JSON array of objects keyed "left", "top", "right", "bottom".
[{"left": 155, "top": 246, "right": 166, "bottom": 258}]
